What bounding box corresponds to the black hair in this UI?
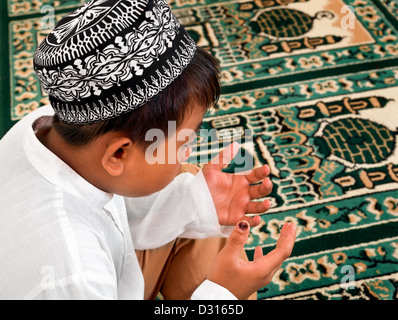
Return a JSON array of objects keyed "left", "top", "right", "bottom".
[{"left": 52, "top": 47, "right": 221, "bottom": 149}]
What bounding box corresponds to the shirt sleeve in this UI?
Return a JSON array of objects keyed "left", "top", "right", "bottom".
[
  {"left": 125, "top": 170, "right": 227, "bottom": 250},
  {"left": 191, "top": 280, "right": 238, "bottom": 300},
  {"left": 32, "top": 272, "right": 118, "bottom": 300}
]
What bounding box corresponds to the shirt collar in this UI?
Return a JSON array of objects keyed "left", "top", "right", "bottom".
[{"left": 23, "top": 108, "right": 113, "bottom": 209}]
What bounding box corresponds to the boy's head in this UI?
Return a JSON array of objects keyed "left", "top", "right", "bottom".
[{"left": 34, "top": 0, "right": 221, "bottom": 196}]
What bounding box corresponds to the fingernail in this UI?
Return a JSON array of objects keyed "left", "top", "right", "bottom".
[{"left": 238, "top": 221, "right": 249, "bottom": 232}]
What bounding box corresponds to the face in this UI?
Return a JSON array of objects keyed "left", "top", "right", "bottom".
[{"left": 119, "top": 105, "right": 206, "bottom": 197}]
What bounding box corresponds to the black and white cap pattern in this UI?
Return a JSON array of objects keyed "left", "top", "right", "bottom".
[{"left": 34, "top": 0, "right": 197, "bottom": 124}]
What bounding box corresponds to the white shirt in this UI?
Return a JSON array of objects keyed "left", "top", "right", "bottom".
[{"left": 0, "top": 106, "right": 236, "bottom": 300}]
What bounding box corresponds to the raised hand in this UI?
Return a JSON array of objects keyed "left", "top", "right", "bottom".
[
  {"left": 207, "top": 220, "right": 296, "bottom": 300},
  {"left": 202, "top": 142, "right": 273, "bottom": 227}
]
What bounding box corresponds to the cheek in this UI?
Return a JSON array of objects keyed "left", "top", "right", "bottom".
[
  {"left": 160, "top": 163, "right": 182, "bottom": 185},
  {"left": 138, "top": 163, "right": 182, "bottom": 194}
]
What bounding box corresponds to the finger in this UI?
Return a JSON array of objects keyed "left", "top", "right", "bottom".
[
  {"left": 245, "top": 165, "right": 270, "bottom": 184},
  {"left": 248, "top": 178, "right": 273, "bottom": 200},
  {"left": 246, "top": 199, "right": 271, "bottom": 214},
  {"left": 253, "top": 246, "right": 264, "bottom": 260},
  {"left": 275, "top": 223, "right": 296, "bottom": 255},
  {"left": 242, "top": 214, "right": 262, "bottom": 227},
  {"left": 255, "top": 223, "right": 296, "bottom": 274},
  {"left": 223, "top": 220, "right": 251, "bottom": 257}
]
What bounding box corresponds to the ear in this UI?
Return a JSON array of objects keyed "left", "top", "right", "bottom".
[{"left": 101, "top": 137, "right": 133, "bottom": 177}]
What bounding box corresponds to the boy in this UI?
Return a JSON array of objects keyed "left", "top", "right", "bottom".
[{"left": 0, "top": 0, "right": 296, "bottom": 300}]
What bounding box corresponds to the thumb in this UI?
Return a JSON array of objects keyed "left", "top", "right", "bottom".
[
  {"left": 224, "top": 220, "right": 250, "bottom": 257},
  {"left": 208, "top": 141, "right": 239, "bottom": 169}
]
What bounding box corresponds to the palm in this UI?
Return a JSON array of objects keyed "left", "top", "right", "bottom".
[
  {"left": 203, "top": 168, "right": 249, "bottom": 225},
  {"left": 202, "top": 143, "right": 273, "bottom": 227}
]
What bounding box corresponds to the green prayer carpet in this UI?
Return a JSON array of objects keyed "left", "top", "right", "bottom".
[{"left": 2, "top": 0, "right": 398, "bottom": 300}]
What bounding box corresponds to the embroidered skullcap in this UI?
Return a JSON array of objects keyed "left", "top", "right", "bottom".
[{"left": 34, "top": 0, "right": 197, "bottom": 124}]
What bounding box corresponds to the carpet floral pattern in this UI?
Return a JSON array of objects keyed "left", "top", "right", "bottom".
[{"left": 2, "top": 0, "right": 398, "bottom": 299}]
